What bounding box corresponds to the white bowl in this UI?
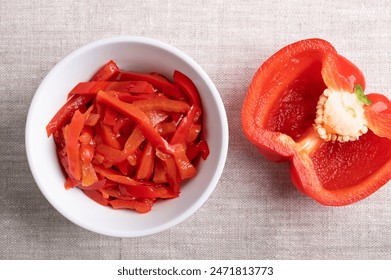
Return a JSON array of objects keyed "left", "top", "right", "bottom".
[{"left": 25, "top": 36, "right": 228, "bottom": 237}]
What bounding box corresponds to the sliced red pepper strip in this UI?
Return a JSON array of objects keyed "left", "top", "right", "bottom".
[
  {"left": 64, "top": 176, "right": 79, "bottom": 190},
  {"left": 185, "top": 124, "right": 201, "bottom": 143},
  {"left": 242, "top": 38, "right": 391, "bottom": 206},
  {"left": 172, "top": 144, "right": 197, "bottom": 180},
  {"left": 107, "top": 91, "right": 158, "bottom": 103},
  {"left": 96, "top": 90, "right": 174, "bottom": 154},
  {"left": 135, "top": 141, "right": 155, "bottom": 180},
  {"left": 98, "top": 122, "right": 121, "bottom": 150},
  {"left": 94, "top": 165, "right": 150, "bottom": 187},
  {"left": 101, "top": 186, "right": 132, "bottom": 200},
  {"left": 64, "top": 110, "right": 85, "bottom": 181},
  {"left": 79, "top": 126, "right": 99, "bottom": 186},
  {"left": 69, "top": 81, "right": 155, "bottom": 96},
  {"left": 95, "top": 143, "right": 127, "bottom": 164},
  {"left": 197, "top": 139, "right": 210, "bottom": 160},
  {"left": 78, "top": 178, "right": 107, "bottom": 191},
  {"left": 82, "top": 189, "right": 109, "bottom": 206},
  {"left": 170, "top": 105, "right": 200, "bottom": 145},
  {"left": 90, "top": 60, "right": 119, "bottom": 81},
  {"left": 153, "top": 158, "right": 168, "bottom": 183},
  {"left": 103, "top": 106, "right": 118, "bottom": 126},
  {"left": 119, "top": 184, "right": 177, "bottom": 199},
  {"left": 114, "top": 70, "right": 183, "bottom": 99},
  {"left": 109, "top": 199, "right": 152, "bottom": 214},
  {"left": 186, "top": 140, "right": 210, "bottom": 162},
  {"left": 46, "top": 95, "right": 91, "bottom": 137},
  {"left": 85, "top": 113, "right": 99, "bottom": 126},
  {"left": 123, "top": 126, "right": 145, "bottom": 155},
  {"left": 156, "top": 150, "right": 181, "bottom": 193},
  {"left": 81, "top": 163, "right": 98, "bottom": 187},
  {"left": 145, "top": 110, "right": 170, "bottom": 127},
  {"left": 112, "top": 116, "right": 132, "bottom": 135},
  {"left": 173, "top": 70, "right": 202, "bottom": 107},
  {"left": 156, "top": 121, "right": 177, "bottom": 137},
  {"left": 132, "top": 97, "right": 191, "bottom": 113},
  {"left": 79, "top": 126, "right": 94, "bottom": 164}
]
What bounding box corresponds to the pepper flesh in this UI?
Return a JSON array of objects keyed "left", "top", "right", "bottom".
[{"left": 242, "top": 38, "right": 391, "bottom": 206}]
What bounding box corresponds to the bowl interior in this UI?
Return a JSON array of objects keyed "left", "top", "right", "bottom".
[{"left": 26, "top": 37, "right": 228, "bottom": 237}]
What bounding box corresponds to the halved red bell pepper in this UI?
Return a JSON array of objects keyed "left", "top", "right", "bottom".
[{"left": 242, "top": 38, "right": 391, "bottom": 206}]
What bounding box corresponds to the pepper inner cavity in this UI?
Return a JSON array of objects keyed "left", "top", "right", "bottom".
[{"left": 314, "top": 88, "right": 368, "bottom": 142}]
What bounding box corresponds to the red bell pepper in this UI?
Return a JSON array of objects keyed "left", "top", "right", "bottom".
[
  {"left": 242, "top": 38, "right": 391, "bottom": 206},
  {"left": 94, "top": 165, "right": 148, "bottom": 187}
]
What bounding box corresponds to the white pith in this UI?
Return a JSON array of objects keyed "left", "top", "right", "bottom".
[{"left": 314, "top": 88, "right": 368, "bottom": 142}]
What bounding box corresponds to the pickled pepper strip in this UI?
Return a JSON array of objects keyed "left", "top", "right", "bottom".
[
  {"left": 170, "top": 105, "right": 200, "bottom": 145},
  {"left": 46, "top": 95, "right": 91, "bottom": 137},
  {"left": 114, "top": 70, "right": 184, "bottom": 99},
  {"left": 64, "top": 110, "right": 85, "bottom": 181},
  {"left": 173, "top": 70, "right": 201, "bottom": 107},
  {"left": 132, "top": 97, "right": 191, "bottom": 113},
  {"left": 69, "top": 81, "right": 155, "bottom": 96},
  {"left": 90, "top": 60, "right": 119, "bottom": 81}
]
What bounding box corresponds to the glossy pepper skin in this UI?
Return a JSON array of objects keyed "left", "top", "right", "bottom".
[{"left": 242, "top": 38, "right": 391, "bottom": 206}]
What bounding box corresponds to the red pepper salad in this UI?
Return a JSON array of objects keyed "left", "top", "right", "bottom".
[{"left": 46, "top": 60, "right": 209, "bottom": 213}]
